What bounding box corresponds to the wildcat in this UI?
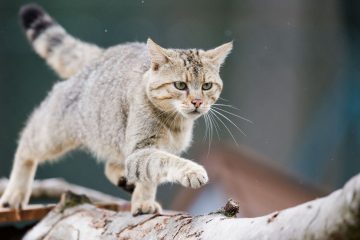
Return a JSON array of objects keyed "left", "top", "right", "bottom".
[{"left": 0, "top": 4, "right": 232, "bottom": 215}]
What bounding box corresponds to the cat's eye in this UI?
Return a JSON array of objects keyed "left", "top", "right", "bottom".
[
  {"left": 202, "top": 82, "right": 213, "bottom": 90},
  {"left": 174, "top": 81, "right": 188, "bottom": 90}
]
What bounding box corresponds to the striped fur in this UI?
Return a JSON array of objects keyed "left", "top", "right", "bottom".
[
  {"left": 19, "top": 4, "right": 102, "bottom": 79},
  {"left": 0, "top": 4, "right": 232, "bottom": 215}
]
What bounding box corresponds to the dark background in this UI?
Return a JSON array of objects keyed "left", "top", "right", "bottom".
[{"left": 1, "top": 0, "right": 360, "bottom": 208}]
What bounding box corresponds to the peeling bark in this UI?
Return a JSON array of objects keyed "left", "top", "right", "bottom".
[{"left": 24, "top": 173, "right": 360, "bottom": 240}]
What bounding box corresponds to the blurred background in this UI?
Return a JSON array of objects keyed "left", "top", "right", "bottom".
[{"left": 1, "top": 0, "right": 360, "bottom": 217}]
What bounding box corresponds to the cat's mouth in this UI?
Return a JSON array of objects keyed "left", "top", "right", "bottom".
[
  {"left": 180, "top": 107, "right": 205, "bottom": 119},
  {"left": 187, "top": 109, "right": 202, "bottom": 116}
]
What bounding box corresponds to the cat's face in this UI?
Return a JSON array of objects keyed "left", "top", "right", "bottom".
[{"left": 146, "top": 39, "right": 232, "bottom": 120}]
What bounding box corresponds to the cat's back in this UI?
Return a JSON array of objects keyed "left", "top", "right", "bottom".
[
  {"left": 101, "top": 42, "right": 150, "bottom": 80},
  {"left": 78, "top": 42, "right": 150, "bottom": 101},
  {"left": 66, "top": 42, "right": 151, "bottom": 156}
]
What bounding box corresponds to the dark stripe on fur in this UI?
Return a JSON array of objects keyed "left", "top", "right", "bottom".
[
  {"left": 135, "top": 160, "right": 141, "bottom": 179},
  {"left": 146, "top": 160, "right": 151, "bottom": 180},
  {"left": 32, "top": 21, "right": 54, "bottom": 40},
  {"left": 19, "top": 4, "right": 45, "bottom": 29},
  {"left": 47, "top": 33, "right": 65, "bottom": 53},
  {"left": 19, "top": 4, "right": 55, "bottom": 41},
  {"left": 134, "top": 135, "right": 157, "bottom": 151}
]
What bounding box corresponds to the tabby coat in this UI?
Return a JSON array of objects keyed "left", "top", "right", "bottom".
[{"left": 0, "top": 4, "right": 232, "bottom": 214}]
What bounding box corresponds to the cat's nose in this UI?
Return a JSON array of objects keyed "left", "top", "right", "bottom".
[{"left": 191, "top": 99, "right": 203, "bottom": 108}]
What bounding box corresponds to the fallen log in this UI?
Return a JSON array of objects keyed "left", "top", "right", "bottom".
[{"left": 24, "top": 173, "right": 360, "bottom": 239}]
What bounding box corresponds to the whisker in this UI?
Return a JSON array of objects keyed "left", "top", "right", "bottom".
[
  {"left": 218, "top": 96, "right": 229, "bottom": 102},
  {"left": 208, "top": 111, "right": 220, "bottom": 140},
  {"left": 154, "top": 108, "right": 171, "bottom": 119},
  {"left": 163, "top": 110, "right": 178, "bottom": 128},
  {"left": 213, "top": 103, "right": 240, "bottom": 110},
  {"left": 210, "top": 109, "right": 239, "bottom": 146},
  {"left": 206, "top": 114, "right": 214, "bottom": 157},
  {"left": 201, "top": 113, "right": 213, "bottom": 157},
  {"left": 171, "top": 111, "right": 182, "bottom": 130},
  {"left": 170, "top": 112, "right": 177, "bottom": 130},
  {"left": 202, "top": 114, "right": 209, "bottom": 142},
  {"left": 212, "top": 111, "right": 221, "bottom": 140},
  {"left": 212, "top": 106, "right": 253, "bottom": 124},
  {"left": 211, "top": 108, "right": 247, "bottom": 136},
  {"left": 208, "top": 113, "right": 213, "bottom": 156},
  {"left": 162, "top": 111, "right": 173, "bottom": 125}
]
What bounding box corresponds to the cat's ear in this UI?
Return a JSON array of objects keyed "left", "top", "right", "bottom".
[
  {"left": 204, "top": 41, "right": 233, "bottom": 66},
  {"left": 147, "top": 38, "right": 172, "bottom": 69}
]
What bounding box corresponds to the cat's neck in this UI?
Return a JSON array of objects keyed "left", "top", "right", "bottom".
[{"left": 147, "top": 99, "right": 192, "bottom": 133}]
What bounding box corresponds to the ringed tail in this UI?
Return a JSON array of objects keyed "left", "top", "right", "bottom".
[{"left": 19, "top": 4, "right": 103, "bottom": 79}]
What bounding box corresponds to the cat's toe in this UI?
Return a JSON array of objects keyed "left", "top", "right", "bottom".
[
  {"left": 180, "top": 166, "right": 209, "bottom": 189},
  {"left": 0, "top": 189, "right": 26, "bottom": 209},
  {"left": 131, "top": 200, "right": 162, "bottom": 216}
]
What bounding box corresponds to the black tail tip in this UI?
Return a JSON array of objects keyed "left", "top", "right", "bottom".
[{"left": 19, "top": 3, "right": 46, "bottom": 29}]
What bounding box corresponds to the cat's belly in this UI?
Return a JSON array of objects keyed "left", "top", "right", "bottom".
[
  {"left": 85, "top": 136, "right": 125, "bottom": 163},
  {"left": 79, "top": 112, "right": 127, "bottom": 162}
]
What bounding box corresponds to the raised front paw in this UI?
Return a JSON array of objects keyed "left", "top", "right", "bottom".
[
  {"left": 179, "top": 163, "right": 209, "bottom": 189},
  {"left": 131, "top": 200, "right": 162, "bottom": 216},
  {"left": 0, "top": 189, "right": 27, "bottom": 209}
]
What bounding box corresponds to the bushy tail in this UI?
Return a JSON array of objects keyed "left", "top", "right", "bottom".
[{"left": 19, "top": 4, "right": 103, "bottom": 79}]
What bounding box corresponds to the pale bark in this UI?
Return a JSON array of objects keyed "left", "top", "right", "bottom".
[
  {"left": 0, "top": 178, "right": 129, "bottom": 223},
  {"left": 0, "top": 178, "right": 128, "bottom": 205},
  {"left": 24, "top": 173, "right": 360, "bottom": 240}
]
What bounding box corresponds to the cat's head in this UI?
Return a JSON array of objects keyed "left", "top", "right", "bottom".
[{"left": 146, "top": 38, "right": 232, "bottom": 120}]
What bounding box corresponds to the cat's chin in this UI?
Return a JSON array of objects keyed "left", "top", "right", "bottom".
[{"left": 182, "top": 110, "right": 203, "bottom": 120}]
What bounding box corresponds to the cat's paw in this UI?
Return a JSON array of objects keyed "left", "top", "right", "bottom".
[
  {"left": 0, "top": 188, "right": 27, "bottom": 209},
  {"left": 179, "top": 164, "right": 209, "bottom": 189},
  {"left": 131, "top": 200, "right": 162, "bottom": 216}
]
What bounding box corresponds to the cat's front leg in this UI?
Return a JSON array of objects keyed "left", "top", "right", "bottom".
[
  {"left": 131, "top": 182, "right": 161, "bottom": 215},
  {"left": 125, "top": 148, "right": 208, "bottom": 215},
  {"left": 126, "top": 149, "right": 209, "bottom": 188}
]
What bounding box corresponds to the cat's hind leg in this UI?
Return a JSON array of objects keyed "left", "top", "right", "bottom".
[
  {"left": 104, "top": 161, "right": 135, "bottom": 193},
  {"left": 0, "top": 111, "right": 79, "bottom": 209},
  {"left": 0, "top": 148, "right": 38, "bottom": 209}
]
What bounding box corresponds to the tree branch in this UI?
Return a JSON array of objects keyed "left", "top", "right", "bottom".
[
  {"left": 0, "top": 178, "right": 128, "bottom": 205},
  {"left": 24, "top": 173, "right": 360, "bottom": 239},
  {"left": 0, "top": 178, "right": 130, "bottom": 223}
]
